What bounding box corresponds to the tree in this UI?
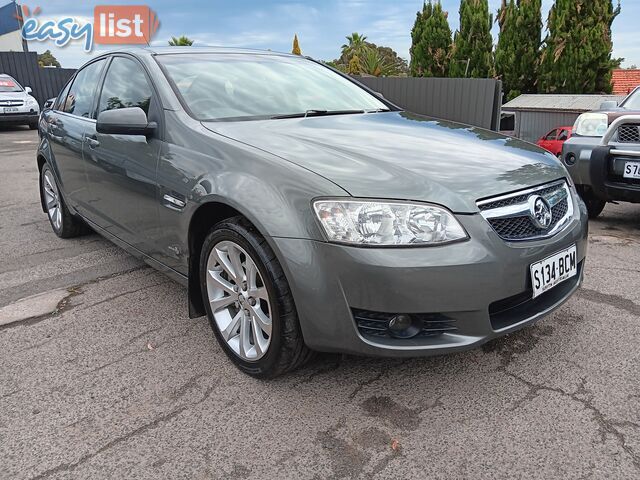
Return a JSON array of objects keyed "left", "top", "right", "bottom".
[
  {"left": 348, "top": 55, "right": 361, "bottom": 75},
  {"left": 168, "top": 36, "right": 194, "bottom": 46},
  {"left": 341, "top": 33, "right": 368, "bottom": 59},
  {"left": 495, "top": 0, "right": 542, "bottom": 100},
  {"left": 450, "top": 0, "right": 493, "bottom": 78},
  {"left": 37, "top": 50, "right": 60, "bottom": 68},
  {"left": 410, "top": 1, "right": 452, "bottom": 77},
  {"left": 538, "top": 0, "right": 621, "bottom": 93},
  {"left": 292, "top": 34, "right": 302, "bottom": 55},
  {"left": 329, "top": 37, "right": 408, "bottom": 76}
]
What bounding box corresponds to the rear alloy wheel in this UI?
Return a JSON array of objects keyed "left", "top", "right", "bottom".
[
  {"left": 40, "top": 164, "right": 89, "bottom": 238},
  {"left": 200, "top": 217, "right": 312, "bottom": 377}
]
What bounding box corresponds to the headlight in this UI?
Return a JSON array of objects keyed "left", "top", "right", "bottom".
[
  {"left": 313, "top": 199, "right": 468, "bottom": 246},
  {"left": 573, "top": 113, "right": 608, "bottom": 137}
]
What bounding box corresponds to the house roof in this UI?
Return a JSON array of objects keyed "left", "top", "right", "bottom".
[
  {"left": 502, "top": 94, "right": 624, "bottom": 113},
  {"left": 612, "top": 69, "right": 640, "bottom": 95}
]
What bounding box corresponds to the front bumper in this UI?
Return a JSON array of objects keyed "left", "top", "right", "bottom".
[
  {"left": 273, "top": 195, "right": 588, "bottom": 357},
  {"left": 587, "top": 146, "right": 640, "bottom": 203},
  {"left": 0, "top": 111, "right": 39, "bottom": 124}
]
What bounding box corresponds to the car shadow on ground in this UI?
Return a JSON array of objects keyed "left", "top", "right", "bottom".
[{"left": 0, "top": 124, "right": 31, "bottom": 132}]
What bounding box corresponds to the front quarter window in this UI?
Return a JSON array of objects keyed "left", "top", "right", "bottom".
[{"left": 157, "top": 53, "right": 388, "bottom": 121}]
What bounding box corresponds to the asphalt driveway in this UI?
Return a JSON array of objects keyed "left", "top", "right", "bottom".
[{"left": 1, "top": 126, "right": 639, "bottom": 479}]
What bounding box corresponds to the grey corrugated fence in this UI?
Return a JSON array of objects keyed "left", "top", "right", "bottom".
[
  {"left": 0, "top": 51, "right": 75, "bottom": 107},
  {"left": 354, "top": 76, "right": 502, "bottom": 131}
]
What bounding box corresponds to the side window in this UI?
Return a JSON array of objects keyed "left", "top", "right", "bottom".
[
  {"left": 557, "top": 129, "right": 569, "bottom": 141},
  {"left": 544, "top": 129, "right": 557, "bottom": 140},
  {"left": 54, "top": 81, "right": 71, "bottom": 111},
  {"left": 98, "top": 57, "right": 152, "bottom": 116},
  {"left": 63, "top": 59, "right": 106, "bottom": 117}
]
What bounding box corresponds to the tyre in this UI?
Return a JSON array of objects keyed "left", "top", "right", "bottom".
[
  {"left": 40, "top": 163, "right": 90, "bottom": 238},
  {"left": 578, "top": 188, "right": 606, "bottom": 219},
  {"left": 199, "top": 217, "right": 312, "bottom": 378}
]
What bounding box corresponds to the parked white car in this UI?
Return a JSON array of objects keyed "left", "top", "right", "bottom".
[{"left": 0, "top": 74, "right": 40, "bottom": 129}]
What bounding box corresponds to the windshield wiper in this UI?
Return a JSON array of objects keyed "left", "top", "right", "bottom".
[{"left": 271, "top": 109, "right": 365, "bottom": 119}]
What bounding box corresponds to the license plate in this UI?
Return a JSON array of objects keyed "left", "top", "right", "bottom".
[
  {"left": 530, "top": 245, "right": 577, "bottom": 299},
  {"left": 2, "top": 107, "right": 18, "bottom": 113},
  {"left": 623, "top": 162, "right": 640, "bottom": 179}
]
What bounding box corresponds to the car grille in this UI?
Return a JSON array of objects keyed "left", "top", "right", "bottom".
[
  {"left": 353, "top": 309, "right": 457, "bottom": 339},
  {"left": 0, "top": 100, "right": 24, "bottom": 107},
  {"left": 617, "top": 124, "right": 640, "bottom": 143},
  {"left": 477, "top": 180, "right": 573, "bottom": 242}
]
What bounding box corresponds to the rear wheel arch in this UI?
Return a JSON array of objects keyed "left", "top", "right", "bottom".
[{"left": 37, "top": 154, "right": 48, "bottom": 213}]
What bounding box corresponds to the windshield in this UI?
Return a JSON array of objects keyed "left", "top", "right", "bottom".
[
  {"left": 157, "top": 53, "right": 388, "bottom": 121},
  {"left": 621, "top": 88, "right": 640, "bottom": 110},
  {"left": 0, "top": 77, "right": 23, "bottom": 93}
]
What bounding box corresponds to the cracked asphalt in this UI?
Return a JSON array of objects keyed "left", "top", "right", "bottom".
[{"left": 1, "top": 126, "right": 640, "bottom": 479}]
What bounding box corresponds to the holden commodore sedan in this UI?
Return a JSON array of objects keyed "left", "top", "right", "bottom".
[{"left": 37, "top": 47, "right": 588, "bottom": 377}]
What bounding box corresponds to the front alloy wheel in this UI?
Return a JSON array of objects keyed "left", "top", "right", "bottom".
[
  {"left": 206, "top": 240, "right": 272, "bottom": 361},
  {"left": 200, "top": 217, "right": 312, "bottom": 377}
]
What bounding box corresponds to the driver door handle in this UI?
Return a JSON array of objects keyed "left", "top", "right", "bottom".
[{"left": 85, "top": 136, "right": 100, "bottom": 149}]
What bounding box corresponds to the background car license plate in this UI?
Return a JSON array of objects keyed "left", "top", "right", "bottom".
[
  {"left": 623, "top": 161, "right": 640, "bottom": 179},
  {"left": 530, "top": 245, "right": 577, "bottom": 298},
  {"left": 3, "top": 107, "right": 18, "bottom": 113}
]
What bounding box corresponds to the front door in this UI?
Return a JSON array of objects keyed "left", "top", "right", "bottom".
[{"left": 82, "top": 55, "right": 162, "bottom": 255}]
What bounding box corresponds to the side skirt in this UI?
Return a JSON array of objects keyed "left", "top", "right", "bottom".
[{"left": 79, "top": 215, "right": 189, "bottom": 288}]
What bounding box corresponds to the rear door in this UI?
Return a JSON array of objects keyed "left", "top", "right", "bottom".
[
  {"left": 82, "top": 55, "right": 162, "bottom": 254},
  {"left": 46, "top": 59, "right": 107, "bottom": 211}
]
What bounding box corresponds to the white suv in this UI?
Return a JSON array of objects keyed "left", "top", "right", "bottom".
[{"left": 0, "top": 74, "right": 40, "bottom": 129}]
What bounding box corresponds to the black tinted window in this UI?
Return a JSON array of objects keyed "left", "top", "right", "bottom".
[
  {"left": 54, "top": 81, "right": 71, "bottom": 111},
  {"left": 98, "top": 57, "right": 152, "bottom": 115},
  {"left": 64, "top": 60, "right": 105, "bottom": 117}
]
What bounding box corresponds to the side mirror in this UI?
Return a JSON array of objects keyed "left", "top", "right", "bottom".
[
  {"left": 44, "top": 98, "right": 55, "bottom": 109},
  {"left": 96, "top": 107, "right": 156, "bottom": 136},
  {"left": 25, "top": 86, "right": 32, "bottom": 94},
  {"left": 599, "top": 100, "right": 618, "bottom": 110}
]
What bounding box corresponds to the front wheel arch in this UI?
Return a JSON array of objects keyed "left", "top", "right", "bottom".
[{"left": 187, "top": 201, "right": 289, "bottom": 320}]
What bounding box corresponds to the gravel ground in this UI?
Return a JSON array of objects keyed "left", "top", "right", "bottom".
[{"left": 1, "top": 126, "right": 639, "bottom": 480}]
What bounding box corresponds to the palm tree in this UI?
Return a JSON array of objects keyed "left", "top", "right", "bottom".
[
  {"left": 168, "top": 35, "right": 194, "bottom": 46},
  {"left": 341, "top": 32, "right": 367, "bottom": 58},
  {"left": 359, "top": 47, "right": 387, "bottom": 77}
]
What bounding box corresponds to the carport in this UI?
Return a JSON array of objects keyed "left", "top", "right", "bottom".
[{"left": 502, "top": 94, "right": 624, "bottom": 143}]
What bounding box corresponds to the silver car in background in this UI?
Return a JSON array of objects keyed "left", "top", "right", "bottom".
[{"left": 37, "top": 47, "right": 588, "bottom": 377}]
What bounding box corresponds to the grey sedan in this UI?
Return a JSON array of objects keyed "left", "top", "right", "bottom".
[{"left": 37, "top": 47, "right": 588, "bottom": 377}]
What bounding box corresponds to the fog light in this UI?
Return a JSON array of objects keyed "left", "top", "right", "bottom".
[
  {"left": 388, "top": 314, "right": 420, "bottom": 339},
  {"left": 564, "top": 153, "right": 576, "bottom": 166}
]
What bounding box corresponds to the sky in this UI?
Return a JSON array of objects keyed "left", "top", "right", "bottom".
[{"left": 13, "top": 0, "right": 640, "bottom": 69}]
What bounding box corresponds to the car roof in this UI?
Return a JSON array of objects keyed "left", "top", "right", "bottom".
[{"left": 105, "top": 45, "right": 298, "bottom": 58}]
